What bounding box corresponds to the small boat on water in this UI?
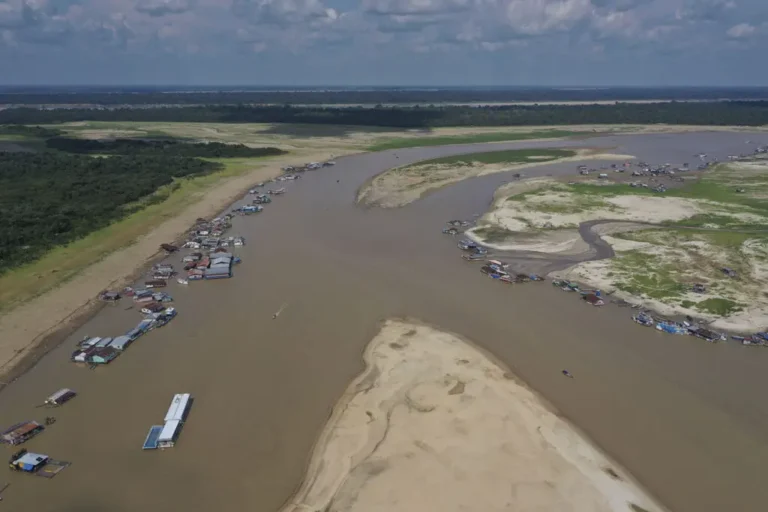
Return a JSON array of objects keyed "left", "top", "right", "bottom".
[
  {"left": 458, "top": 239, "right": 477, "bottom": 250},
  {"left": 632, "top": 312, "right": 654, "bottom": 327},
  {"left": 552, "top": 280, "right": 580, "bottom": 292},
  {"left": 487, "top": 260, "right": 509, "bottom": 269},
  {"left": 582, "top": 294, "right": 605, "bottom": 306},
  {"left": 656, "top": 321, "right": 687, "bottom": 335},
  {"left": 177, "top": 278, "right": 189, "bottom": 285},
  {"left": 45, "top": 388, "right": 76, "bottom": 407}
]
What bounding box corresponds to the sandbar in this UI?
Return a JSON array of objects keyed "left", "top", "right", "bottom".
[{"left": 282, "top": 319, "right": 665, "bottom": 512}]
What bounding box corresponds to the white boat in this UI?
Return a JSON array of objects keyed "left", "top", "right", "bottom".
[{"left": 176, "top": 278, "right": 189, "bottom": 285}]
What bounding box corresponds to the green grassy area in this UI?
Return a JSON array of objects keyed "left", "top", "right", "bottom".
[
  {"left": 367, "top": 130, "right": 579, "bottom": 152},
  {"left": 473, "top": 226, "right": 516, "bottom": 242},
  {"left": 506, "top": 186, "right": 612, "bottom": 215},
  {"left": 405, "top": 148, "right": 575, "bottom": 168},
  {"left": 610, "top": 229, "right": 768, "bottom": 314},
  {"left": 0, "top": 156, "right": 278, "bottom": 311},
  {"left": 613, "top": 250, "right": 689, "bottom": 301},
  {"left": 0, "top": 133, "right": 49, "bottom": 151},
  {"left": 695, "top": 298, "right": 744, "bottom": 315}
]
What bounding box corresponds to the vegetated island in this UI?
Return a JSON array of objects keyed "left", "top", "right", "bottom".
[
  {"left": 358, "top": 147, "right": 634, "bottom": 208},
  {"left": 467, "top": 154, "right": 768, "bottom": 333},
  {"left": 282, "top": 319, "right": 665, "bottom": 512}
]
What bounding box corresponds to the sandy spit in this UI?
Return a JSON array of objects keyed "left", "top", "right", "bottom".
[
  {"left": 358, "top": 149, "right": 635, "bottom": 208},
  {"left": 281, "top": 319, "right": 666, "bottom": 512},
  {"left": 0, "top": 149, "right": 341, "bottom": 384}
]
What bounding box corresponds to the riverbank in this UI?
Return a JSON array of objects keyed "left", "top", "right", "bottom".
[
  {"left": 357, "top": 148, "right": 635, "bottom": 208},
  {"left": 0, "top": 147, "right": 341, "bottom": 384},
  {"left": 282, "top": 319, "right": 666, "bottom": 512}
]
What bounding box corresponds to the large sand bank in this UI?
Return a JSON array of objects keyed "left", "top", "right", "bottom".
[
  {"left": 282, "top": 319, "right": 665, "bottom": 512},
  {"left": 358, "top": 149, "right": 635, "bottom": 208}
]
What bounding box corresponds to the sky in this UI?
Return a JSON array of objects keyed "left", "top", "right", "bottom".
[{"left": 0, "top": 0, "right": 766, "bottom": 86}]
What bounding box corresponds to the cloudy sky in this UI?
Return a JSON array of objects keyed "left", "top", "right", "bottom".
[{"left": 0, "top": 0, "right": 765, "bottom": 86}]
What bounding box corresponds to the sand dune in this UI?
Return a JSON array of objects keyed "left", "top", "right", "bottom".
[{"left": 282, "top": 319, "right": 665, "bottom": 512}]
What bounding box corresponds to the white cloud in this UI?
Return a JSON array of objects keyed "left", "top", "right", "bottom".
[
  {"left": 726, "top": 22, "right": 755, "bottom": 37},
  {"left": 233, "top": 0, "right": 338, "bottom": 26},
  {"left": 364, "top": 0, "right": 471, "bottom": 16},
  {"left": 136, "top": 0, "right": 196, "bottom": 17}
]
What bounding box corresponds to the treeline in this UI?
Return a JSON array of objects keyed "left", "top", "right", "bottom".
[
  {"left": 45, "top": 137, "right": 286, "bottom": 158},
  {"left": 0, "top": 152, "right": 220, "bottom": 274},
  {"left": 0, "top": 124, "right": 62, "bottom": 138},
  {"left": 2, "top": 87, "right": 768, "bottom": 105},
  {"left": 3, "top": 102, "right": 768, "bottom": 127}
]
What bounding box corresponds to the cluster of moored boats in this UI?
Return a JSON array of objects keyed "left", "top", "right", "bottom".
[
  {"left": 631, "top": 311, "right": 730, "bottom": 342},
  {"left": 551, "top": 279, "right": 748, "bottom": 344},
  {"left": 444, "top": 220, "right": 545, "bottom": 285},
  {"left": 6, "top": 160, "right": 329, "bottom": 487}
]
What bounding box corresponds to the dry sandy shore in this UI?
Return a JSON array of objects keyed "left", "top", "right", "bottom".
[
  {"left": 358, "top": 149, "right": 635, "bottom": 208},
  {"left": 282, "top": 319, "right": 665, "bottom": 512},
  {"left": 0, "top": 148, "right": 341, "bottom": 383}
]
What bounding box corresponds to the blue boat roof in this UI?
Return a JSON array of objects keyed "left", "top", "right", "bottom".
[{"left": 143, "top": 425, "right": 164, "bottom": 450}]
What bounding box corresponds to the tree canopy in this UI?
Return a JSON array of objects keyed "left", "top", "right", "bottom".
[
  {"left": 0, "top": 152, "right": 220, "bottom": 274},
  {"left": 3, "top": 102, "right": 768, "bottom": 127},
  {"left": 45, "top": 137, "right": 286, "bottom": 158}
]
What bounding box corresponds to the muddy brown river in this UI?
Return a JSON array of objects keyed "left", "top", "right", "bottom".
[{"left": 2, "top": 132, "right": 767, "bottom": 512}]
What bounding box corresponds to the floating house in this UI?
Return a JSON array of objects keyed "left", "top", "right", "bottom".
[
  {"left": 205, "top": 265, "right": 231, "bottom": 280},
  {"left": 1, "top": 421, "right": 45, "bottom": 445},
  {"left": 71, "top": 347, "right": 95, "bottom": 363},
  {"left": 90, "top": 347, "right": 120, "bottom": 365},
  {"left": 108, "top": 335, "right": 133, "bottom": 351},
  {"left": 80, "top": 337, "right": 103, "bottom": 349},
  {"left": 144, "top": 394, "right": 192, "bottom": 450},
  {"left": 9, "top": 450, "right": 48, "bottom": 472},
  {"left": 45, "top": 388, "right": 77, "bottom": 407},
  {"left": 94, "top": 337, "right": 114, "bottom": 349},
  {"left": 9, "top": 449, "right": 71, "bottom": 478},
  {"left": 99, "top": 291, "right": 120, "bottom": 301}
]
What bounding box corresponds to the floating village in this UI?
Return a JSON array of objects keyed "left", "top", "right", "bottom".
[
  {"left": 4, "top": 143, "right": 768, "bottom": 490},
  {"left": 1, "top": 160, "right": 334, "bottom": 485},
  {"left": 445, "top": 143, "right": 768, "bottom": 349}
]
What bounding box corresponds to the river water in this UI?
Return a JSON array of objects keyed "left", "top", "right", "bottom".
[{"left": 1, "top": 131, "right": 767, "bottom": 512}]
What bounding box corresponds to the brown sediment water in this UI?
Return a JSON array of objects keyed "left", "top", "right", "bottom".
[{"left": 0, "top": 132, "right": 767, "bottom": 512}]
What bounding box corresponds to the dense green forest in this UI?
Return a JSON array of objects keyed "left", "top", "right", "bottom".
[
  {"left": 3, "top": 102, "right": 768, "bottom": 127},
  {"left": 45, "top": 137, "right": 286, "bottom": 158},
  {"left": 2, "top": 87, "right": 768, "bottom": 105},
  {"left": 0, "top": 152, "right": 220, "bottom": 274},
  {"left": 0, "top": 125, "right": 62, "bottom": 138}
]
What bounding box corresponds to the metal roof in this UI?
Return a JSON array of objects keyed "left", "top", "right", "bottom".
[
  {"left": 164, "top": 394, "right": 191, "bottom": 423},
  {"left": 109, "top": 336, "right": 132, "bottom": 350},
  {"left": 15, "top": 452, "right": 48, "bottom": 465},
  {"left": 158, "top": 419, "right": 180, "bottom": 442}
]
